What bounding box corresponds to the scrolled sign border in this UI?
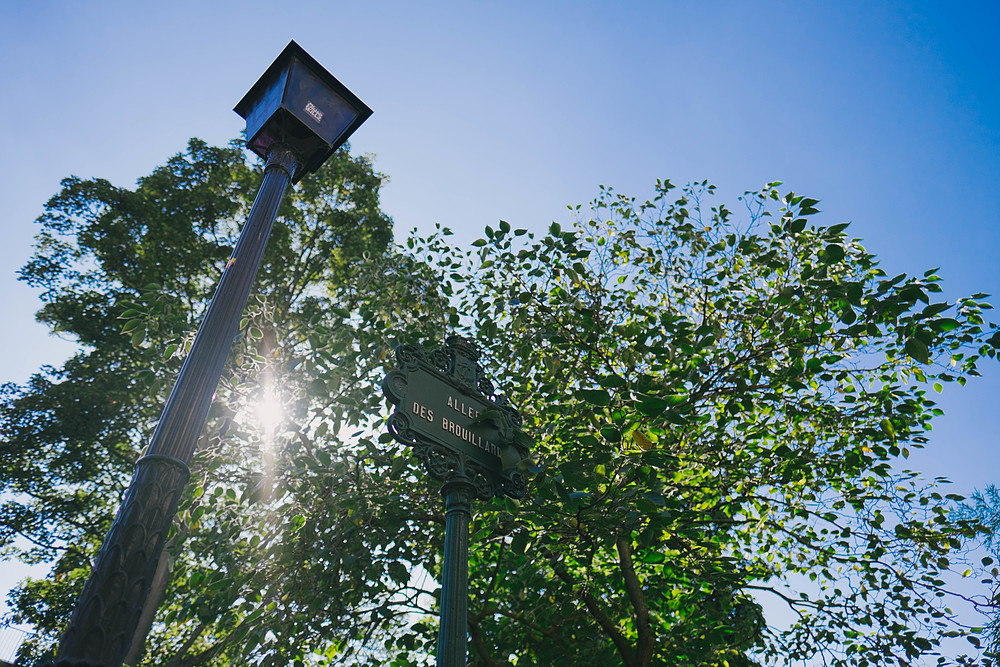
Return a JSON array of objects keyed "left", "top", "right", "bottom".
[{"left": 382, "top": 336, "right": 529, "bottom": 500}]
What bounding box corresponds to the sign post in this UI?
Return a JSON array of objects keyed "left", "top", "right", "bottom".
[{"left": 382, "top": 336, "right": 530, "bottom": 666}]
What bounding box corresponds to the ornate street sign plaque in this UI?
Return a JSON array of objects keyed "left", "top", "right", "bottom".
[{"left": 382, "top": 336, "right": 529, "bottom": 499}]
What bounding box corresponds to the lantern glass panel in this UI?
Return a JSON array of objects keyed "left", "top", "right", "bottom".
[
  {"left": 286, "top": 59, "right": 359, "bottom": 147},
  {"left": 243, "top": 69, "right": 289, "bottom": 144}
]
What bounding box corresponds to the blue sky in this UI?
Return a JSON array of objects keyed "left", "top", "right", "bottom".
[{"left": 1, "top": 0, "right": 998, "bottom": 651}]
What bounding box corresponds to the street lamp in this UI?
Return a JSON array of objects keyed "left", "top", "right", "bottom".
[
  {"left": 51, "top": 41, "right": 371, "bottom": 667},
  {"left": 235, "top": 40, "right": 372, "bottom": 183}
]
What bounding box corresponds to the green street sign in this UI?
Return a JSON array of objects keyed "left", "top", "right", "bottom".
[{"left": 382, "top": 337, "right": 529, "bottom": 499}]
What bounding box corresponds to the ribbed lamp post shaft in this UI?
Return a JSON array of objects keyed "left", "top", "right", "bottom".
[
  {"left": 53, "top": 145, "right": 300, "bottom": 667},
  {"left": 438, "top": 475, "right": 475, "bottom": 667}
]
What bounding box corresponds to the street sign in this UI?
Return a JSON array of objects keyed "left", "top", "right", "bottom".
[
  {"left": 382, "top": 336, "right": 528, "bottom": 499},
  {"left": 383, "top": 336, "right": 531, "bottom": 666}
]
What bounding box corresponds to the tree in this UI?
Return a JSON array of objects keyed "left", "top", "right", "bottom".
[
  {"left": 3, "top": 145, "right": 999, "bottom": 666},
  {"left": 956, "top": 486, "right": 1000, "bottom": 659},
  {"left": 421, "top": 180, "right": 1000, "bottom": 666},
  {"left": 1, "top": 137, "right": 447, "bottom": 664}
]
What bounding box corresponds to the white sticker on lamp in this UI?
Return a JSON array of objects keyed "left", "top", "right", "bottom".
[{"left": 304, "top": 102, "right": 324, "bottom": 122}]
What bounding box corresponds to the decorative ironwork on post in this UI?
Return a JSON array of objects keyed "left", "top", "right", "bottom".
[{"left": 382, "top": 336, "right": 531, "bottom": 666}]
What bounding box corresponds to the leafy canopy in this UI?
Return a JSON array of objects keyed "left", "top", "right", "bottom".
[
  {"left": 418, "top": 180, "right": 998, "bottom": 666},
  {"left": 2, "top": 143, "right": 999, "bottom": 666}
]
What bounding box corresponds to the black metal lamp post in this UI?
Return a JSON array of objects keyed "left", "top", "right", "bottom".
[{"left": 52, "top": 41, "right": 371, "bottom": 667}]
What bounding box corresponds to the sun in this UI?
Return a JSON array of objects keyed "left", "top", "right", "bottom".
[{"left": 255, "top": 384, "right": 284, "bottom": 436}]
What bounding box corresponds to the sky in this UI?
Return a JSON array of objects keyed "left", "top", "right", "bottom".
[{"left": 1, "top": 0, "right": 998, "bottom": 657}]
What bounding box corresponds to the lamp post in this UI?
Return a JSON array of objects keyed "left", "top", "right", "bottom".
[{"left": 51, "top": 41, "right": 371, "bottom": 667}]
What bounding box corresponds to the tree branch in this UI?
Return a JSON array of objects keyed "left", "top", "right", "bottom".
[
  {"left": 616, "top": 539, "right": 653, "bottom": 666},
  {"left": 548, "top": 552, "right": 637, "bottom": 667}
]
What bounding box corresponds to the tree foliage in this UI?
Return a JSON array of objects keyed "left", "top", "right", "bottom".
[
  {"left": 956, "top": 486, "right": 1000, "bottom": 659},
  {"left": 3, "top": 143, "right": 999, "bottom": 666},
  {"left": 2, "top": 138, "right": 443, "bottom": 664},
  {"left": 437, "top": 181, "right": 1000, "bottom": 666}
]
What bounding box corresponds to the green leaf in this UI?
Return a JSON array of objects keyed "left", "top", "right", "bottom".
[
  {"left": 904, "top": 337, "right": 930, "bottom": 364},
  {"left": 788, "top": 218, "right": 807, "bottom": 233},
  {"left": 639, "top": 393, "right": 686, "bottom": 416},
  {"left": 637, "top": 397, "right": 668, "bottom": 417},
  {"left": 576, "top": 389, "right": 611, "bottom": 407},
  {"left": 824, "top": 244, "right": 845, "bottom": 263},
  {"left": 513, "top": 429, "right": 533, "bottom": 449},
  {"left": 599, "top": 374, "right": 628, "bottom": 388},
  {"left": 930, "top": 318, "right": 959, "bottom": 333},
  {"left": 642, "top": 491, "right": 666, "bottom": 506},
  {"left": 510, "top": 532, "right": 530, "bottom": 555},
  {"left": 500, "top": 444, "right": 523, "bottom": 470}
]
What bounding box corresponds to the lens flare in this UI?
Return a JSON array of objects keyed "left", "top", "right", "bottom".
[{"left": 256, "top": 386, "right": 283, "bottom": 435}]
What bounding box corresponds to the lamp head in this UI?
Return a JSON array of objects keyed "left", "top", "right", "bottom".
[{"left": 235, "top": 41, "right": 372, "bottom": 183}]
